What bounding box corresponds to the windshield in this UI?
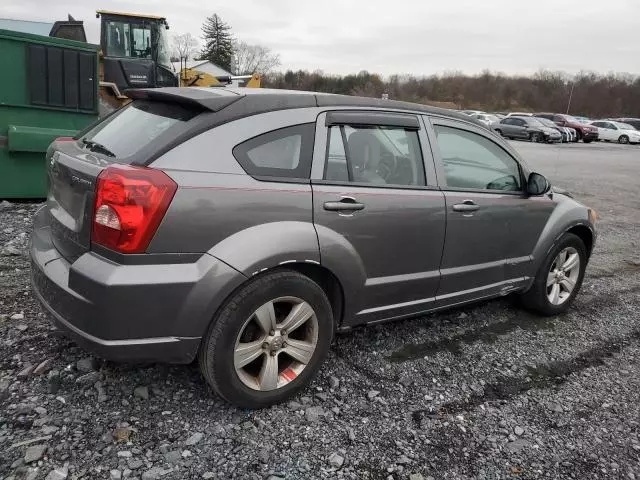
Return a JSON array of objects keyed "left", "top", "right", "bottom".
[
  {"left": 536, "top": 118, "right": 557, "bottom": 128},
  {"left": 562, "top": 115, "right": 581, "bottom": 123},
  {"left": 526, "top": 118, "right": 545, "bottom": 127},
  {"left": 83, "top": 101, "right": 200, "bottom": 159}
]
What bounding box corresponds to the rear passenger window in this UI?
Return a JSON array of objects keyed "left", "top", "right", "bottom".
[
  {"left": 233, "top": 123, "right": 315, "bottom": 179},
  {"left": 324, "top": 125, "right": 425, "bottom": 186}
]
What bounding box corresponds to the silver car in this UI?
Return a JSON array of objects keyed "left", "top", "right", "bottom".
[{"left": 31, "top": 88, "right": 597, "bottom": 408}]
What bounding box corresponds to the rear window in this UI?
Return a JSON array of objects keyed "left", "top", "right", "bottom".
[{"left": 82, "top": 100, "right": 200, "bottom": 160}]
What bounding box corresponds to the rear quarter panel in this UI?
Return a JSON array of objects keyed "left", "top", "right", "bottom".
[{"left": 147, "top": 108, "right": 323, "bottom": 275}]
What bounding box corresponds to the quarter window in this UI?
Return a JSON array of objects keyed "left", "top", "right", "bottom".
[
  {"left": 434, "top": 125, "right": 522, "bottom": 192},
  {"left": 324, "top": 125, "right": 425, "bottom": 186},
  {"left": 233, "top": 124, "right": 315, "bottom": 179}
]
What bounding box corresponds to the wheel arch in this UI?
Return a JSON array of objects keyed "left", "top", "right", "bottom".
[{"left": 567, "top": 224, "right": 594, "bottom": 259}]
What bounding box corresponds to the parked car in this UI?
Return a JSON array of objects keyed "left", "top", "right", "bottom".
[
  {"left": 505, "top": 112, "right": 533, "bottom": 117},
  {"left": 535, "top": 113, "right": 598, "bottom": 143},
  {"left": 612, "top": 118, "right": 640, "bottom": 130},
  {"left": 589, "top": 120, "right": 640, "bottom": 144},
  {"left": 31, "top": 88, "right": 597, "bottom": 408},
  {"left": 461, "top": 110, "right": 485, "bottom": 116},
  {"left": 470, "top": 113, "right": 502, "bottom": 126},
  {"left": 535, "top": 117, "right": 576, "bottom": 143},
  {"left": 494, "top": 116, "right": 562, "bottom": 143}
]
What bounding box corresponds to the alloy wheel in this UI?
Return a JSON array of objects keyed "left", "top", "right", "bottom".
[
  {"left": 546, "top": 247, "right": 580, "bottom": 305},
  {"left": 234, "top": 297, "right": 319, "bottom": 391}
]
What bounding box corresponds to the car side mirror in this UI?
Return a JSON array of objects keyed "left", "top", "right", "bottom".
[{"left": 527, "top": 172, "right": 550, "bottom": 196}]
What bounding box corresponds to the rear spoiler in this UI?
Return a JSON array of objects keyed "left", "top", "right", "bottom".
[{"left": 125, "top": 88, "right": 242, "bottom": 112}]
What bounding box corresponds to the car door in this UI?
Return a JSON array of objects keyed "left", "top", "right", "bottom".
[
  {"left": 512, "top": 118, "right": 529, "bottom": 139},
  {"left": 591, "top": 121, "right": 608, "bottom": 141},
  {"left": 310, "top": 110, "right": 446, "bottom": 326},
  {"left": 603, "top": 122, "right": 620, "bottom": 141},
  {"left": 426, "top": 117, "right": 547, "bottom": 306},
  {"left": 498, "top": 118, "right": 516, "bottom": 137}
]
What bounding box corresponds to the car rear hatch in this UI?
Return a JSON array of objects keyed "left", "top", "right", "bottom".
[{"left": 45, "top": 97, "right": 212, "bottom": 262}]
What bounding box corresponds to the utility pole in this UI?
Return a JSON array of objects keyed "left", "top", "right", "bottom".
[{"left": 566, "top": 81, "right": 575, "bottom": 114}]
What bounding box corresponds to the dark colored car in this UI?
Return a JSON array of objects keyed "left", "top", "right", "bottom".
[
  {"left": 493, "top": 116, "right": 562, "bottom": 143},
  {"left": 613, "top": 118, "right": 640, "bottom": 130},
  {"left": 536, "top": 117, "right": 573, "bottom": 143},
  {"left": 536, "top": 113, "right": 599, "bottom": 143},
  {"left": 31, "top": 88, "right": 597, "bottom": 408}
]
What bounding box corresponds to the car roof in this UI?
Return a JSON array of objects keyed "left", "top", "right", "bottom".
[{"left": 126, "top": 87, "right": 479, "bottom": 126}]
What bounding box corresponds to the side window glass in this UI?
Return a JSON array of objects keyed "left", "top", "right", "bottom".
[
  {"left": 324, "top": 125, "right": 425, "bottom": 186},
  {"left": 233, "top": 123, "right": 315, "bottom": 179},
  {"left": 434, "top": 125, "right": 522, "bottom": 192}
]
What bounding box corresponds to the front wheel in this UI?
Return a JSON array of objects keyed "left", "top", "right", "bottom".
[
  {"left": 520, "top": 233, "right": 587, "bottom": 316},
  {"left": 198, "top": 270, "right": 334, "bottom": 408},
  {"left": 530, "top": 132, "right": 541, "bottom": 143},
  {"left": 618, "top": 135, "right": 629, "bottom": 144},
  {"left": 583, "top": 139, "right": 593, "bottom": 144},
  {"left": 495, "top": 129, "right": 503, "bottom": 136}
]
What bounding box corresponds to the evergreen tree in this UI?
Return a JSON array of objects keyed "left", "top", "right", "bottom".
[{"left": 199, "top": 14, "right": 234, "bottom": 72}]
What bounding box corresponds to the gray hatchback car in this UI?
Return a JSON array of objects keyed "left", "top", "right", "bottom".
[{"left": 31, "top": 87, "right": 597, "bottom": 408}]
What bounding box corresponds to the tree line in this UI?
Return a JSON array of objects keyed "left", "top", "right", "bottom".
[
  {"left": 172, "top": 14, "right": 281, "bottom": 76},
  {"left": 264, "top": 70, "right": 640, "bottom": 117}
]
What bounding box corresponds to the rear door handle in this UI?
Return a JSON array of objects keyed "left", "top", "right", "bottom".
[
  {"left": 452, "top": 200, "right": 480, "bottom": 212},
  {"left": 323, "top": 197, "right": 365, "bottom": 212}
]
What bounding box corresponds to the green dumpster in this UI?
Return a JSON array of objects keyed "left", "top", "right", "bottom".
[{"left": 0, "top": 28, "right": 99, "bottom": 198}]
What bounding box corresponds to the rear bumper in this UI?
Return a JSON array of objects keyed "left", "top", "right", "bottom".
[
  {"left": 30, "top": 208, "right": 246, "bottom": 363},
  {"left": 581, "top": 131, "right": 598, "bottom": 141}
]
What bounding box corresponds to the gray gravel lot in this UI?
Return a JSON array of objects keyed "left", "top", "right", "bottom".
[{"left": 1, "top": 141, "right": 639, "bottom": 480}]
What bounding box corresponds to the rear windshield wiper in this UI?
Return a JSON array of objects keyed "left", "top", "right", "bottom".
[{"left": 82, "top": 138, "right": 116, "bottom": 158}]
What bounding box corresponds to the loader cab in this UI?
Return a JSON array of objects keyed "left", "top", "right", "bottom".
[{"left": 97, "top": 10, "right": 177, "bottom": 91}]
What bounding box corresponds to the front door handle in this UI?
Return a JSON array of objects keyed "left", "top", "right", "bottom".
[
  {"left": 452, "top": 200, "right": 480, "bottom": 212},
  {"left": 323, "top": 197, "right": 365, "bottom": 212}
]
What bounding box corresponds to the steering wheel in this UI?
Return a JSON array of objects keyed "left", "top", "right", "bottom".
[{"left": 376, "top": 152, "right": 397, "bottom": 182}]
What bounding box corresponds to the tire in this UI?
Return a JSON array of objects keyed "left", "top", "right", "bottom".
[
  {"left": 574, "top": 130, "right": 582, "bottom": 142},
  {"left": 583, "top": 139, "right": 592, "bottom": 144},
  {"left": 530, "top": 132, "right": 541, "bottom": 143},
  {"left": 198, "top": 269, "right": 334, "bottom": 408},
  {"left": 618, "top": 135, "right": 629, "bottom": 144},
  {"left": 495, "top": 129, "right": 503, "bottom": 136},
  {"left": 520, "top": 233, "right": 587, "bottom": 316}
]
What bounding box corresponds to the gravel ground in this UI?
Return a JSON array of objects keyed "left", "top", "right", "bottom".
[{"left": 1, "top": 142, "right": 639, "bottom": 480}]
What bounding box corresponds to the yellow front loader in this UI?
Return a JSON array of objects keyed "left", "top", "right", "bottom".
[{"left": 178, "top": 69, "right": 261, "bottom": 88}]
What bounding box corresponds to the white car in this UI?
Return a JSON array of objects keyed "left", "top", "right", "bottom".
[
  {"left": 460, "top": 110, "right": 485, "bottom": 116},
  {"left": 590, "top": 120, "right": 640, "bottom": 144},
  {"left": 471, "top": 113, "right": 502, "bottom": 126},
  {"left": 506, "top": 112, "right": 534, "bottom": 117}
]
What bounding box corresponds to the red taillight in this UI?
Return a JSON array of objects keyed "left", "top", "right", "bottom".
[
  {"left": 55, "top": 137, "right": 75, "bottom": 142},
  {"left": 92, "top": 165, "right": 177, "bottom": 254}
]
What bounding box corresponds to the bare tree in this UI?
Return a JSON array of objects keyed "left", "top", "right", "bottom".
[
  {"left": 232, "top": 40, "right": 281, "bottom": 75},
  {"left": 172, "top": 33, "right": 199, "bottom": 64}
]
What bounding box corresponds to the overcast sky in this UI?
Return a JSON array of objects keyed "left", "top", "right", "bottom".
[{"left": 3, "top": 0, "right": 639, "bottom": 76}]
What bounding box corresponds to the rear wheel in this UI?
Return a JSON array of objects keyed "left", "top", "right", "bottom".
[
  {"left": 583, "top": 139, "right": 593, "bottom": 144},
  {"left": 198, "top": 270, "right": 334, "bottom": 408},
  {"left": 495, "top": 129, "right": 503, "bottom": 136},
  {"left": 520, "top": 233, "right": 587, "bottom": 316},
  {"left": 618, "top": 135, "right": 629, "bottom": 144}
]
